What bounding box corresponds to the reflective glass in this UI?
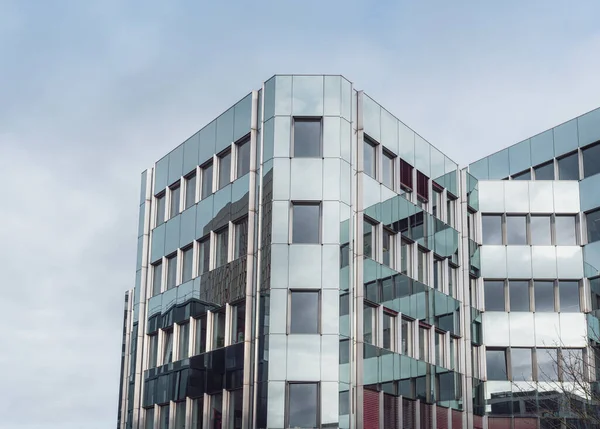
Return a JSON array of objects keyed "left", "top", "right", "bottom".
[
  {"left": 148, "top": 334, "right": 158, "bottom": 368},
  {"left": 167, "top": 254, "right": 177, "bottom": 289},
  {"left": 145, "top": 408, "right": 154, "bottom": 429},
  {"left": 234, "top": 218, "right": 248, "bottom": 259},
  {"left": 512, "top": 169, "right": 531, "bottom": 180},
  {"left": 192, "top": 399, "right": 203, "bottom": 429},
  {"left": 482, "top": 215, "right": 502, "bottom": 245},
  {"left": 509, "top": 281, "right": 530, "bottom": 312},
  {"left": 198, "top": 236, "right": 210, "bottom": 274},
  {"left": 559, "top": 281, "right": 580, "bottom": 312},
  {"left": 215, "top": 228, "right": 228, "bottom": 267},
  {"left": 363, "top": 220, "right": 375, "bottom": 259},
  {"left": 401, "top": 319, "right": 412, "bottom": 356},
  {"left": 534, "top": 161, "right": 554, "bottom": 180},
  {"left": 288, "top": 383, "right": 318, "bottom": 428},
  {"left": 163, "top": 330, "right": 173, "bottom": 364},
  {"left": 557, "top": 153, "right": 579, "bottom": 180},
  {"left": 175, "top": 401, "right": 185, "bottom": 429},
  {"left": 159, "top": 404, "right": 170, "bottom": 429},
  {"left": 178, "top": 322, "right": 189, "bottom": 359},
  {"left": 561, "top": 349, "right": 583, "bottom": 382},
  {"left": 195, "top": 316, "right": 206, "bottom": 354},
  {"left": 170, "top": 184, "right": 180, "bottom": 218},
  {"left": 382, "top": 151, "right": 394, "bottom": 189},
  {"left": 511, "top": 348, "right": 533, "bottom": 381},
  {"left": 506, "top": 216, "right": 527, "bottom": 245},
  {"left": 530, "top": 130, "right": 554, "bottom": 166},
  {"left": 537, "top": 348, "right": 558, "bottom": 381},
  {"left": 417, "top": 248, "right": 428, "bottom": 284},
  {"left": 583, "top": 143, "right": 600, "bottom": 178},
  {"left": 201, "top": 162, "right": 213, "bottom": 199},
  {"left": 185, "top": 173, "right": 196, "bottom": 209},
  {"left": 486, "top": 349, "right": 507, "bottom": 380},
  {"left": 290, "top": 291, "right": 319, "bottom": 334},
  {"left": 218, "top": 151, "right": 231, "bottom": 189},
  {"left": 382, "top": 313, "right": 395, "bottom": 350},
  {"left": 587, "top": 209, "right": 600, "bottom": 243},
  {"left": 209, "top": 393, "right": 223, "bottom": 428},
  {"left": 488, "top": 149, "right": 510, "bottom": 179},
  {"left": 231, "top": 302, "right": 245, "bottom": 344},
  {"left": 212, "top": 311, "right": 225, "bottom": 349},
  {"left": 294, "top": 119, "right": 321, "bottom": 157},
  {"left": 364, "top": 139, "right": 377, "bottom": 178},
  {"left": 509, "top": 139, "right": 532, "bottom": 175},
  {"left": 382, "top": 229, "right": 394, "bottom": 267},
  {"left": 485, "top": 281, "right": 505, "bottom": 311},
  {"left": 152, "top": 262, "right": 162, "bottom": 296},
  {"left": 418, "top": 326, "right": 429, "bottom": 361},
  {"left": 182, "top": 247, "right": 193, "bottom": 283},
  {"left": 156, "top": 194, "right": 166, "bottom": 226},
  {"left": 229, "top": 389, "right": 243, "bottom": 429},
  {"left": 534, "top": 281, "right": 555, "bottom": 312},
  {"left": 555, "top": 216, "right": 577, "bottom": 245},
  {"left": 400, "top": 241, "right": 410, "bottom": 275},
  {"left": 553, "top": 119, "right": 578, "bottom": 157},
  {"left": 236, "top": 138, "right": 250, "bottom": 178},
  {"left": 530, "top": 216, "right": 551, "bottom": 245},
  {"left": 292, "top": 204, "right": 320, "bottom": 244},
  {"left": 364, "top": 305, "right": 376, "bottom": 344}
]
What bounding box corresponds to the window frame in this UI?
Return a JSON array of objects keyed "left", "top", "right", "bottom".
[
  {"left": 233, "top": 216, "right": 249, "bottom": 260},
  {"left": 286, "top": 382, "right": 320, "bottom": 429},
  {"left": 363, "top": 136, "right": 378, "bottom": 179},
  {"left": 200, "top": 160, "right": 214, "bottom": 199},
  {"left": 557, "top": 151, "right": 580, "bottom": 180},
  {"left": 197, "top": 235, "right": 211, "bottom": 275},
  {"left": 166, "top": 253, "right": 178, "bottom": 290},
  {"left": 382, "top": 226, "right": 395, "bottom": 268},
  {"left": 289, "top": 290, "right": 320, "bottom": 334},
  {"left": 181, "top": 245, "right": 194, "bottom": 284},
  {"left": 217, "top": 148, "right": 232, "bottom": 190},
  {"left": 155, "top": 191, "right": 166, "bottom": 227},
  {"left": 290, "top": 201, "right": 322, "bottom": 244},
  {"left": 401, "top": 317, "right": 414, "bottom": 357},
  {"left": 177, "top": 321, "right": 190, "bottom": 361},
  {"left": 152, "top": 260, "right": 163, "bottom": 296},
  {"left": 382, "top": 310, "right": 397, "bottom": 352},
  {"left": 184, "top": 170, "right": 197, "bottom": 210},
  {"left": 586, "top": 209, "right": 600, "bottom": 244},
  {"left": 235, "top": 134, "right": 251, "bottom": 179},
  {"left": 292, "top": 117, "right": 323, "bottom": 158},
  {"left": 381, "top": 148, "right": 396, "bottom": 190},
  {"left": 214, "top": 226, "right": 229, "bottom": 268},
  {"left": 169, "top": 181, "right": 181, "bottom": 219},
  {"left": 582, "top": 142, "right": 600, "bottom": 179},
  {"left": 162, "top": 328, "right": 174, "bottom": 365}
]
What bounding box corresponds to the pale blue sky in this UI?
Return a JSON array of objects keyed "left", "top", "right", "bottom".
[{"left": 1, "top": 1, "right": 599, "bottom": 427}]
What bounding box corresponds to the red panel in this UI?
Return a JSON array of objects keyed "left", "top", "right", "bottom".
[
  {"left": 416, "top": 170, "right": 429, "bottom": 201},
  {"left": 451, "top": 409, "right": 463, "bottom": 429},
  {"left": 420, "top": 403, "right": 433, "bottom": 429},
  {"left": 403, "top": 398, "right": 415, "bottom": 429},
  {"left": 383, "top": 394, "right": 398, "bottom": 429},
  {"left": 436, "top": 405, "right": 449, "bottom": 429},
  {"left": 400, "top": 159, "right": 413, "bottom": 191},
  {"left": 513, "top": 417, "right": 538, "bottom": 429},
  {"left": 473, "top": 415, "right": 484, "bottom": 429},
  {"left": 363, "top": 389, "right": 379, "bottom": 429},
  {"left": 489, "top": 417, "right": 512, "bottom": 429}
]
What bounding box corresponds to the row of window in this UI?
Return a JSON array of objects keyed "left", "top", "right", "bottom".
[
  {"left": 486, "top": 347, "right": 584, "bottom": 382},
  {"left": 151, "top": 218, "right": 248, "bottom": 296},
  {"left": 482, "top": 214, "right": 577, "bottom": 246},
  {"left": 484, "top": 280, "right": 581, "bottom": 313},
  {"left": 155, "top": 136, "right": 251, "bottom": 227}
]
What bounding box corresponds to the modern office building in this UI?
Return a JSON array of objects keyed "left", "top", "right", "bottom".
[{"left": 116, "top": 74, "right": 600, "bottom": 429}]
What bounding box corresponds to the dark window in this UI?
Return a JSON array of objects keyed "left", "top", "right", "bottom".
[
  {"left": 416, "top": 171, "right": 429, "bottom": 202},
  {"left": 364, "top": 138, "right": 377, "bottom": 178},
  {"left": 159, "top": 404, "right": 170, "bottom": 429},
  {"left": 178, "top": 322, "right": 189, "bottom": 359},
  {"left": 175, "top": 401, "right": 186, "bottom": 429},
  {"left": 530, "top": 216, "right": 551, "bottom": 245},
  {"left": 163, "top": 330, "right": 173, "bottom": 364},
  {"left": 482, "top": 215, "right": 503, "bottom": 245},
  {"left": 382, "top": 150, "right": 395, "bottom": 189},
  {"left": 534, "top": 281, "right": 555, "bottom": 312},
  {"left": 152, "top": 262, "right": 163, "bottom": 296},
  {"left": 364, "top": 304, "right": 376, "bottom": 344},
  {"left": 556, "top": 215, "right": 577, "bottom": 245},
  {"left": 170, "top": 183, "right": 180, "bottom": 218},
  {"left": 293, "top": 118, "right": 321, "bottom": 157},
  {"left": 218, "top": 150, "right": 231, "bottom": 189},
  {"left": 506, "top": 215, "right": 527, "bottom": 245},
  {"left": 363, "top": 219, "right": 376, "bottom": 259},
  {"left": 195, "top": 316, "right": 207, "bottom": 354},
  {"left": 534, "top": 162, "right": 554, "bottom": 180},
  {"left": 557, "top": 152, "right": 579, "bottom": 180},
  {"left": 198, "top": 236, "right": 210, "bottom": 274},
  {"left": 156, "top": 193, "right": 166, "bottom": 226},
  {"left": 182, "top": 246, "right": 193, "bottom": 283},
  {"left": 486, "top": 349, "right": 508, "bottom": 380},
  {"left": 215, "top": 228, "right": 229, "bottom": 267},
  {"left": 513, "top": 170, "right": 531, "bottom": 180},
  {"left": 292, "top": 203, "right": 320, "bottom": 244},
  {"left": 559, "top": 281, "right": 580, "bottom": 312},
  {"left": 400, "top": 159, "right": 413, "bottom": 190},
  {"left": 511, "top": 348, "right": 533, "bottom": 381},
  {"left": 382, "top": 312, "right": 396, "bottom": 350},
  {"left": 228, "top": 389, "right": 243, "bottom": 429},
  {"left": 185, "top": 173, "right": 196, "bottom": 209},
  {"left": 290, "top": 291, "right": 319, "bottom": 334},
  {"left": 537, "top": 348, "right": 558, "bottom": 381},
  {"left": 432, "top": 188, "right": 442, "bottom": 218},
  {"left": 509, "top": 281, "right": 530, "bottom": 312},
  {"left": 288, "top": 383, "right": 318, "bottom": 428},
  {"left": 236, "top": 136, "right": 251, "bottom": 178},
  {"left": 212, "top": 310, "right": 226, "bottom": 349},
  {"left": 587, "top": 209, "right": 600, "bottom": 243},
  {"left": 201, "top": 162, "right": 213, "bottom": 199},
  {"left": 231, "top": 302, "right": 245, "bottom": 343},
  {"left": 382, "top": 228, "right": 394, "bottom": 267},
  {"left": 148, "top": 334, "right": 158, "bottom": 368},
  {"left": 145, "top": 408, "right": 154, "bottom": 429},
  {"left": 433, "top": 259, "right": 443, "bottom": 290},
  {"left": 583, "top": 144, "right": 600, "bottom": 178},
  {"left": 209, "top": 393, "right": 223, "bottom": 428},
  {"left": 233, "top": 218, "right": 248, "bottom": 259},
  {"left": 485, "top": 281, "right": 505, "bottom": 311},
  {"left": 167, "top": 254, "right": 177, "bottom": 289}
]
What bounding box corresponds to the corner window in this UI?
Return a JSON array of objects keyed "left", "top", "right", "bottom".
[
  {"left": 148, "top": 334, "right": 158, "bottom": 368},
  {"left": 290, "top": 291, "right": 319, "bottom": 334},
  {"left": 231, "top": 301, "right": 245, "bottom": 343},
  {"left": 218, "top": 150, "right": 231, "bottom": 190},
  {"left": 162, "top": 329, "right": 173, "bottom": 364},
  {"left": 382, "top": 312, "right": 396, "bottom": 351},
  {"left": 152, "top": 262, "right": 163, "bottom": 296},
  {"left": 159, "top": 404, "right": 170, "bottom": 429},
  {"left": 291, "top": 203, "right": 320, "bottom": 244},
  {"left": 583, "top": 143, "right": 600, "bottom": 178},
  {"left": 363, "top": 304, "right": 377, "bottom": 344},
  {"left": 197, "top": 236, "right": 210, "bottom": 275},
  {"left": 287, "top": 383, "right": 319, "bottom": 428},
  {"left": 212, "top": 310, "right": 226, "bottom": 349},
  {"left": 556, "top": 215, "right": 577, "bottom": 245},
  {"left": 506, "top": 215, "right": 527, "bottom": 245},
  {"left": 557, "top": 152, "right": 579, "bottom": 180},
  {"left": 363, "top": 219, "right": 377, "bottom": 259},
  {"left": 185, "top": 172, "right": 197, "bottom": 209},
  {"left": 486, "top": 349, "right": 507, "bottom": 380},
  {"left": 169, "top": 182, "right": 181, "bottom": 218},
  {"left": 236, "top": 136, "right": 251, "bottom": 178},
  {"left": 400, "top": 159, "right": 413, "bottom": 191},
  {"left": 534, "top": 281, "right": 555, "bottom": 312},
  {"left": 382, "top": 228, "right": 395, "bottom": 268},
  {"left": 233, "top": 217, "right": 248, "bottom": 259},
  {"left": 558, "top": 281, "right": 580, "bottom": 312},
  {"left": 530, "top": 216, "right": 551, "bottom": 245},
  {"left": 509, "top": 280, "right": 530, "bottom": 312},
  {"left": 166, "top": 254, "right": 177, "bottom": 290},
  {"left": 155, "top": 193, "right": 166, "bottom": 226},
  {"left": 511, "top": 348, "right": 533, "bottom": 381},
  {"left": 181, "top": 246, "right": 193, "bottom": 283},
  {"left": 363, "top": 137, "right": 377, "bottom": 178},
  {"left": 534, "top": 161, "right": 554, "bottom": 180},
  {"left": 215, "top": 227, "right": 229, "bottom": 267},
  {"left": 484, "top": 280, "right": 505, "bottom": 311},
  {"left": 587, "top": 209, "right": 600, "bottom": 243},
  {"left": 178, "top": 322, "right": 189, "bottom": 360},
  {"left": 382, "top": 150, "right": 395, "bottom": 189},
  {"left": 293, "top": 118, "right": 321, "bottom": 157},
  {"left": 401, "top": 318, "right": 413, "bottom": 356},
  {"left": 194, "top": 316, "right": 207, "bottom": 354},
  {"left": 201, "top": 161, "right": 213, "bottom": 199}
]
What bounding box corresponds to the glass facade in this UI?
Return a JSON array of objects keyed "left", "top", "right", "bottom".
[{"left": 118, "top": 75, "right": 600, "bottom": 429}]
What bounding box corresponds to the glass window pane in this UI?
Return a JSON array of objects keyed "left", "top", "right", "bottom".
[
  {"left": 149, "top": 334, "right": 158, "bottom": 368},
  {"left": 558, "top": 153, "right": 579, "bottom": 180},
  {"left": 583, "top": 144, "right": 600, "bottom": 178},
  {"left": 288, "top": 383, "right": 318, "bottom": 428},
  {"left": 363, "top": 220, "right": 375, "bottom": 259},
  {"left": 417, "top": 249, "right": 428, "bottom": 284},
  {"left": 400, "top": 241, "right": 410, "bottom": 275},
  {"left": 401, "top": 319, "right": 412, "bottom": 356},
  {"left": 587, "top": 209, "right": 600, "bottom": 243},
  {"left": 534, "top": 162, "right": 554, "bottom": 180},
  {"left": 537, "top": 348, "right": 558, "bottom": 381},
  {"left": 418, "top": 327, "right": 429, "bottom": 361},
  {"left": 561, "top": 349, "right": 583, "bottom": 382},
  {"left": 209, "top": 393, "right": 223, "bottom": 428},
  {"left": 229, "top": 389, "right": 243, "bottom": 429},
  {"left": 178, "top": 322, "right": 189, "bottom": 359},
  {"left": 291, "top": 291, "right": 319, "bottom": 334},
  {"left": 215, "top": 228, "right": 229, "bottom": 267},
  {"left": 433, "top": 259, "right": 443, "bottom": 290},
  {"left": 509, "top": 281, "right": 530, "bottom": 312},
  {"left": 195, "top": 316, "right": 206, "bottom": 354},
  {"left": 482, "top": 215, "right": 503, "bottom": 245},
  {"left": 198, "top": 237, "right": 210, "bottom": 274},
  {"left": 163, "top": 330, "right": 173, "bottom": 364},
  {"left": 506, "top": 216, "right": 527, "bottom": 245},
  {"left": 534, "top": 281, "right": 555, "bottom": 312},
  {"left": 382, "top": 229, "right": 394, "bottom": 267},
  {"left": 559, "top": 281, "right": 580, "bottom": 312},
  {"left": 192, "top": 398, "right": 204, "bottom": 429},
  {"left": 182, "top": 247, "right": 193, "bottom": 283},
  {"left": 201, "top": 162, "right": 213, "bottom": 199},
  {"left": 153, "top": 262, "right": 163, "bottom": 296},
  {"left": 159, "top": 404, "right": 170, "bottom": 429},
  {"left": 512, "top": 170, "right": 531, "bottom": 180},
  {"left": 170, "top": 184, "right": 180, "bottom": 218},
  {"left": 382, "top": 151, "right": 394, "bottom": 189},
  {"left": 382, "top": 313, "right": 395, "bottom": 350},
  {"left": 231, "top": 303, "right": 245, "bottom": 344},
  {"left": 511, "top": 348, "right": 533, "bottom": 381},
  {"left": 432, "top": 190, "right": 442, "bottom": 219},
  {"left": 292, "top": 204, "right": 320, "bottom": 244},
  {"left": 234, "top": 218, "right": 248, "bottom": 259},
  {"left": 236, "top": 138, "right": 250, "bottom": 178},
  {"left": 185, "top": 173, "right": 197, "bottom": 209},
  {"left": 364, "top": 139, "right": 376, "bottom": 178},
  {"left": 145, "top": 408, "right": 155, "bottom": 429},
  {"left": 364, "top": 305, "right": 375, "bottom": 344},
  {"left": 156, "top": 194, "right": 166, "bottom": 225},
  {"left": 167, "top": 254, "right": 177, "bottom": 289},
  {"left": 484, "top": 281, "right": 505, "bottom": 311},
  {"left": 218, "top": 151, "right": 231, "bottom": 189},
  {"left": 175, "top": 401, "right": 186, "bottom": 429},
  {"left": 213, "top": 311, "right": 225, "bottom": 349},
  {"left": 294, "top": 119, "right": 321, "bottom": 157},
  {"left": 530, "top": 216, "right": 551, "bottom": 245},
  {"left": 555, "top": 216, "right": 577, "bottom": 245},
  {"left": 486, "top": 349, "right": 507, "bottom": 380}
]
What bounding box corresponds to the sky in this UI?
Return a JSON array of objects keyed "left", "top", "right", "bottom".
[{"left": 1, "top": 1, "right": 599, "bottom": 428}]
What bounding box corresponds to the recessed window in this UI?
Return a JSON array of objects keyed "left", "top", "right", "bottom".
[
  {"left": 560, "top": 349, "right": 583, "bottom": 382},
  {"left": 215, "top": 227, "right": 229, "bottom": 267},
  {"left": 401, "top": 318, "right": 413, "bottom": 356},
  {"left": 166, "top": 254, "right": 177, "bottom": 290},
  {"left": 537, "top": 348, "right": 558, "bottom": 381},
  {"left": 209, "top": 393, "right": 223, "bottom": 429},
  {"left": 148, "top": 334, "right": 158, "bottom": 368},
  {"left": 178, "top": 322, "right": 189, "bottom": 360},
  {"left": 233, "top": 217, "right": 248, "bottom": 259},
  {"left": 363, "top": 138, "right": 377, "bottom": 178},
  {"left": 484, "top": 280, "right": 505, "bottom": 311},
  {"left": 506, "top": 215, "right": 527, "bottom": 245},
  {"left": 530, "top": 216, "right": 551, "bottom": 245},
  {"left": 418, "top": 326, "right": 430, "bottom": 361},
  {"left": 293, "top": 118, "right": 321, "bottom": 157},
  {"left": 416, "top": 171, "right": 429, "bottom": 203},
  {"left": 382, "top": 228, "right": 395, "bottom": 268},
  {"left": 364, "top": 304, "right": 377, "bottom": 344},
  {"left": 162, "top": 329, "right": 173, "bottom": 364},
  {"left": 290, "top": 291, "right": 319, "bottom": 334},
  {"left": 559, "top": 281, "right": 580, "bottom": 312},
  {"left": 482, "top": 215, "right": 502, "bottom": 245},
  {"left": 587, "top": 209, "right": 600, "bottom": 243},
  {"left": 433, "top": 258, "right": 443, "bottom": 290},
  {"left": 382, "top": 150, "right": 395, "bottom": 189},
  {"left": 509, "top": 280, "right": 530, "bottom": 312},
  {"left": 201, "top": 162, "right": 213, "bottom": 199},
  {"left": 557, "top": 152, "right": 579, "bottom": 180},
  {"left": 236, "top": 136, "right": 251, "bottom": 178},
  {"left": 228, "top": 389, "right": 243, "bottom": 429},
  {"left": 156, "top": 193, "right": 166, "bottom": 226},
  {"left": 170, "top": 182, "right": 180, "bottom": 218},
  {"left": 152, "top": 262, "right": 162, "bottom": 296},
  {"left": 218, "top": 150, "right": 231, "bottom": 190},
  {"left": 400, "top": 159, "right": 413, "bottom": 191},
  {"left": 363, "top": 219, "right": 376, "bottom": 259},
  {"left": 144, "top": 408, "right": 154, "bottom": 429},
  {"left": 534, "top": 281, "right": 555, "bottom": 312},
  {"left": 511, "top": 348, "right": 533, "bottom": 381},
  {"left": 287, "top": 383, "right": 319, "bottom": 428},
  {"left": 448, "top": 265, "right": 458, "bottom": 297},
  {"left": 383, "top": 312, "right": 396, "bottom": 351},
  {"left": 212, "top": 310, "right": 226, "bottom": 349},
  {"left": 556, "top": 215, "right": 577, "bottom": 245},
  {"left": 159, "top": 404, "right": 170, "bottom": 429},
  {"left": 231, "top": 301, "right": 245, "bottom": 343},
  {"left": 534, "top": 162, "right": 554, "bottom": 180},
  {"left": 417, "top": 248, "right": 428, "bottom": 284},
  {"left": 174, "top": 401, "right": 186, "bottom": 429},
  {"left": 181, "top": 246, "right": 193, "bottom": 283},
  {"left": 583, "top": 143, "right": 600, "bottom": 178},
  {"left": 432, "top": 188, "right": 442, "bottom": 218},
  {"left": 486, "top": 349, "right": 507, "bottom": 380},
  {"left": 447, "top": 198, "right": 456, "bottom": 227},
  {"left": 512, "top": 169, "right": 531, "bottom": 180},
  {"left": 194, "top": 316, "right": 207, "bottom": 354},
  {"left": 291, "top": 203, "right": 320, "bottom": 244},
  {"left": 184, "top": 172, "right": 196, "bottom": 209},
  {"left": 192, "top": 398, "right": 203, "bottom": 429},
  {"left": 400, "top": 240, "right": 411, "bottom": 275},
  {"left": 197, "top": 236, "right": 210, "bottom": 275}
]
